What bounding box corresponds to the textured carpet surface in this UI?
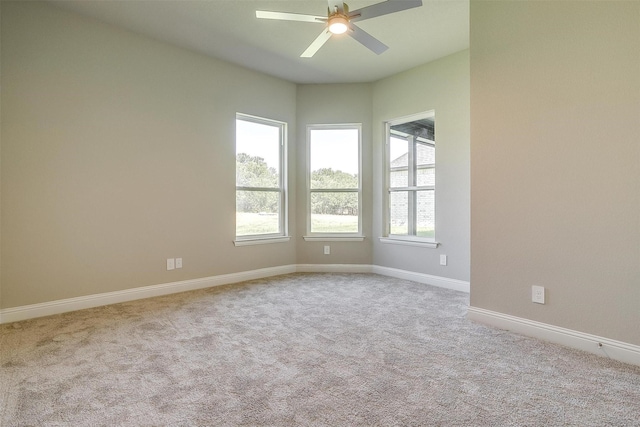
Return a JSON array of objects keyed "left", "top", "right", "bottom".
[{"left": 1, "top": 273, "right": 639, "bottom": 426}]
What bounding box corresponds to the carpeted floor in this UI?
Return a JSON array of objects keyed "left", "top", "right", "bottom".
[{"left": 1, "top": 273, "right": 639, "bottom": 426}]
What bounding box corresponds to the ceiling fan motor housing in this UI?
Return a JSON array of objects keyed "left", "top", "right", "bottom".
[{"left": 328, "top": 14, "right": 349, "bottom": 34}]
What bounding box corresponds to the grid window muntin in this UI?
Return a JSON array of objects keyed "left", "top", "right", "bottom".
[
  {"left": 307, "top": 124, "right": 362, "bottom": 236},
  {"left": 386, "top": 114, "right": 435, "bottom": 240},
  {"left": 235, "top": 113, "right": 286, "bottom": 239}
]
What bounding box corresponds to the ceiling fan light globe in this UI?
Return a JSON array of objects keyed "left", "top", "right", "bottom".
[{"left": 328, "top": 16, "right": 349, "bottom": 34}]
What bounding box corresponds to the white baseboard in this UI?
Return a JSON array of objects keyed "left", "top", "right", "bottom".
[
  {"left": 294, "top": 264, "right": 470, "bottom": 294},
  {"left": 372, "top": 265, "right": 470, "bottom": 293},
  {"left": 468, "top": 306, "right": 640, "bottom": 367},
  {"left": 296, "top": 264, "right": 373, "bottom": 274},
  {"left": 0, "top": 265, "right": 296, "bottom": 324},
  {"left": 0, "top": 263, "right": 466, "bottom": 324}
]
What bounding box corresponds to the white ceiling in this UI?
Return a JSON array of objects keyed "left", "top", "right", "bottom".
[{"left": 50, "top": 0, "right": 469, "bottom": 84}]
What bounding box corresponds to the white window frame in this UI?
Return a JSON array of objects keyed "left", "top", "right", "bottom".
[
  {"left": 234, "top": 113, "right": 289, "bottom": 246},
  {"left": 304, "top": 123, "right": 363, "bottom": 242},
  {"left": 381, "top": 111, "right": 439, "bottom": 249}
]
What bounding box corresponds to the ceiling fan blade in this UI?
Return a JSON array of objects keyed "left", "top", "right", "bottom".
[
  {"left": 350, "top": 0, "right": 423, "bottom": 23},
  {"left": 348, "top": 23, "right": 388, "bottom": 55},
  {"left": 301, "top": 29, "right": 333, "bottom": 58},
  {"left": 256, "top": 10, "right": 326, "bottom": 23}
]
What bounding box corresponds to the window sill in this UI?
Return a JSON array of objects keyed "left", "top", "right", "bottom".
[
  {"left": 303, "top": 236, "right": 365, "bottom": 242},
  {"left": 379, "top": 237, "right": 439, "bottom": 248},
  {"left": 234, "top": 236, "right": 291, "bottom": 246}
]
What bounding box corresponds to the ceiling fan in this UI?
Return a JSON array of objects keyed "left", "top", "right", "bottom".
[{"left": 256, "top": 0, "right": 423, "bottom": 58}]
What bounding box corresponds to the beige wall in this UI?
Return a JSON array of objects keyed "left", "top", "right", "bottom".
[
  {"left": 295, "top": 84, "right": 374, "bottom": 265},
  {"left": 470, "top": 1, "right": 640, "bottom": 345},
  {"left": 295, "top": 59, "right": 471, "bottom": 275},
  {"left": 372, "top": 51, "right": 471, "bottom": 282},
  {"left": 1, "top": 2, "right": 297, "bottom": 308},
  {"left": 5, "top": 0, "right": 638, "bottom": 351},
  {"left": 1, "top": 1, "right": 472, "bottom": 311},
  {"left": 0, "top": 3, "right": 3, "bottom": 309}
]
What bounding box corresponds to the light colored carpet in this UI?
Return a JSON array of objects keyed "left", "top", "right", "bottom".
[{"left": 1, "top": 273, "right": 639, "bottom": 426}]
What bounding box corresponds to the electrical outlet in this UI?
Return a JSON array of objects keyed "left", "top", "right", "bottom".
[
  {"left": 440, "top": 254, "right": 447, "bottom": 266},
  {"left": 167, "top": 258, "right": 175, "bottom": 271},
  {"left": 324, "top": 245, "right": 330, "bottom": 255},
  {"left": 532, "top": 285, "right": 545, "bottom": 304},
  {"left": 175, "top": 258, "right": 182, "bottom": 269}
]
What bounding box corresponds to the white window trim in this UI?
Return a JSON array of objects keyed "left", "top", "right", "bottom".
[
  {"left": 379, "top": 236, "right": 439, "bottom": 249},
  {"left": 384, "top": 111, "right": 436, "bottom": 242},
  {"left": 303, "top": 236, "right": 365, "bottom": 242},
  {"left": 234, "top": 236, "right": 291, "bottom": 246},
  {"left": 306, "top": 123, "right": 363, "bottom": 238},
  {"left": 235, "top": 113, "right": 289, "bottom": 243}
]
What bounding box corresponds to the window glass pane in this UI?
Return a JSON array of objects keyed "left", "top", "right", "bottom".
[
  {"left": 236, "top": 119, "right": 280, "bottom": 188},
  {"left": 417, "top": 190, "right": 435, "bottom": 238},
  {"left": 389, "top": 191, "right": 409, "bottom": 235},
  {"left": 236, "top": 190, "right": 280, "bottom": 236},
  {"left": 416, "top": 142, "right": 435, "bottom": 166},
  {"left": 389, "top": 136, "right": 408, "bottom": 188},
  {"left": 416, "top": 142, "right": 435, "bottom": 186},
  {"left": 311, "top": 168, "right": 358, "bottom": 190},
  {"left": 310, "top": 192, "right": 358, "bottom": 233},
  {"left": 417, "top": 167, "right": 435, "bottom": 187},
  {"left": 310, "top": 128, "right": 358, "bottom": 189}
]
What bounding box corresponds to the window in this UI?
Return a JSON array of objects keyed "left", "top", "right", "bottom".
[
  {"left": 235, "top": 114, "right": 287, "bottom": 242},
  {"left": 306, "top": 124, "right": 362, "bottom": 238},
  {"left": 385, "top": 112, "right": 436, "bottom": 245}
]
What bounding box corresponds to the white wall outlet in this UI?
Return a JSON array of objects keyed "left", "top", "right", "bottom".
[
  {"left": 175, "top": 258, "right": 183, "bottom": 269},
  {"left": 167, "top": 258, "right": 175, "bottom": 271},
  {"left": 532, "top": 285, "right": 545, "bottom": 304},
  {"left": 324, "top": 245, "right": 330, "bottom": 255},
  {"left": 440, "top": 254, "right": 447, "bottom": 266}
]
